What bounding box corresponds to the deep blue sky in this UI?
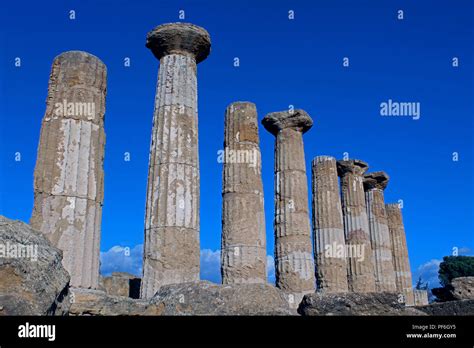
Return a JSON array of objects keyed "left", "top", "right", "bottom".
[{"left": 1, "top": 0, "right": 472, "bottom": 285}]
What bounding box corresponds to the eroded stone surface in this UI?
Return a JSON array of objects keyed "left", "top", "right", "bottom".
[
  {"left": 100, "top": 272, "right": 141, "bottom": 298},
  {"left": 337, "top": 159, "right": 375, "bottom": 293},
  {"left": 0, "top": 216, "right": 70, "bottom": 315},
  {"left": 262, "top": 110, "right": 315, "bottom": 305},
  {"left": 298, "top": 292, "right": 425, "bottom": 316},
  {"left": 451, "top": 277, "right": 474, "bottom": 300},
  {"left": 141, "top": 23, "right": 211, "bottom": 299},
  {"left": 364, "top": 172, "right": 396, "bottom": 292},
  {"left": 221, "top": 102, "right": 266, "bottom": 284},
  {"left": 69, "top": 288, "right": 159, "bottom": 316},
  {"left": 150, "top": 281, "right": 294, "bottom": 315},
  {"left": 312, "top": 156, "right": 348, "bottom": 293},
  {"left": 386, "top": 203, "right": 414, "bottom": 306},
  {"left": 30, "top": 51, "right": 106, "bottom": 289},
  {"left": 417, "top": 299, "right": 474, "bottom": 316}
]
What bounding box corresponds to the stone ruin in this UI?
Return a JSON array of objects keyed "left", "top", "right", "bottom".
[{"left": 20, "top": 22, "right": 428, "bottom": 314}]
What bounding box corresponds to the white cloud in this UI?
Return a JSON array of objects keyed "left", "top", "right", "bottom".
[
  {"left": 200, "top": 248, "right": 221, "bottom": 283},
  {"left": 412, "top": 258, "right": 442, "bottom": 289},
  {"left": 100, "top": 244, "right": 143, "bottom": 277},
  {"left": 267, "top": 255, "right": 275, "bottom": 284},
  {"left": 458, "top": 246, "right": 472, "bottom": 255}
]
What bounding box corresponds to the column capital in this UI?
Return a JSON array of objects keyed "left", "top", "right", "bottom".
[
  {"left": 336, "top": 159, "right": 368, "bottom": 177},
  {"left": 261, "top": 109, "right": 313, "bottom": 135},
  {"left": 363, "top": 171, "right": 390, "bottom": 190},
  {"left": 146, "top": 23, "right": 211, "bottom": 63}
]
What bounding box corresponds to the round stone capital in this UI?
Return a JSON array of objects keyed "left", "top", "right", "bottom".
[
  {"left": 363, "top": 171, "right": 390, "bottom": 190},
  {"left": 261, "top": 109, "right": 313, "bottom": 135},
  {"left": 336, "top": 159, "right": 369, "bottom": 177},
  {"left": 146, "top": 23, "right": 211, "bottom": 63}
]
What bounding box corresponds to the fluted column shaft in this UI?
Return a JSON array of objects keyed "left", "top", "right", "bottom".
[
  {"left": 30, "top": 51, "right": 106, "bottom": 289},
  {"left": 262, "top": 109, "right": 316, "bottom": 305},
  {"left": 312, "top": 156, "right": 348, "bottom": 293},
  {"left": 221, "top": 102, "right": 266, "bottom": 284},
  {"left": 141, "top": 23, "right": 211, "bottom": 299},
  {"left": 386, "top": 203, "right": 414, "bottom": 305},
  {"left": 141, "top": 53, "right": 199, "bottom": 299},
  {"left": 337, "top": 160, "right": 376, "bottom": 292},
  {"left": 366, "top": 188, "right": 396, "bottom": 292},
  {"left": 274, "top": 128, "right": 315, "bottom": 297}
]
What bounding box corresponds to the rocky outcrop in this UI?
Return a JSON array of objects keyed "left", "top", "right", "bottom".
[
  {"left": 150, "top": 281, "right": 295, "bottom": 315},
  {"left": 416, "top": 299, "right": 474, "bottom": 316},
  {"left": 69, "top": 288, "right": 160, "bottom": 316},
  {"left": 450, "top": 277, "right": 474, "bottom": 300},
  {"left": 297, "top": 292, "right": 426, "bottom": 316},
  {"left": 100, "top": 272, "right": 141, "bottom": 298},
  {"left": 0, "top": 216, "right": 70, "bottom": 315}
]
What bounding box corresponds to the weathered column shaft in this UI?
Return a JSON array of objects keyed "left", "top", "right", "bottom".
[
  {"left": 262, "top": 110, "right": 315, "bottom": 304},
  {"left": 337, "top": 160, "right": 376, "bottom": 293},
  {"left": 312, "top": 156, "right": 348, "bottom": 293},
  {"left": 30, "top": 51, "right": 106, "bottom": 289},
  {"left": 141, "top": 23, "right": 211, "bottom": 299},
  {"left": 364, "top": 172, "right": 396, "bottom": 292},
  {"left": 221, "top": 102, "right": 266, "bottom": 284},
  {"left": 386, "top": 203, "right": 414, "bottom": 305}
]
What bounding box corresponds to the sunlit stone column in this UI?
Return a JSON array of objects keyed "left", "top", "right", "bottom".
[
  {"left": 141, "top": 23, "right": 211, "bottom": 299},
  {"left": 312, "top": 156, "right": 348, "bottom": 293},
  {"left": 337, "top": 159, "right": 376, "bottom": 293},
  {"left": 221, "top": 102, "right": 267, "bottom": 284},
  {"left": 386, "top": 203, "right": 414, "bottom": 305},
  {"left": 30, "top": 51, "right": 107, "bottom": 289},
  {"left": 364, "top": 171, "right": 396, "bottom": 292},
  {"left": 262, "top": 109, "right": 315, "bottom": 305}
]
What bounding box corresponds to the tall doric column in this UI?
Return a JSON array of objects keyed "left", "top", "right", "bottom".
[
  {"left": 30, "top": 51, "right": 107, "bottom": 289},
  {"left": 386, "top": 203, "right": 414, "bottom": 305},
  {"left": 312, "top": 156, "right": 348, "bottom": 293},
  {"left": 337, "top": 159, "right": 376, "bottom": 293},
  {"left": 221, "top": 102, "right": 267, "bottom": 284},
  {"left": 141, "top": 23, "right": 211, "bottom": 299},
  {"left": 364, "top": 171, "right": 396, "bottom": 292},
  {"left": 262, "top": 109, "right": 315, "bottom": 305}
]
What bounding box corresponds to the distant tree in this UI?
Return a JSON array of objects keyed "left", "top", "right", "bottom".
[
  {"left": 415, "top": 276, "right": 428, "bottom": 290},
  {"left": 438, "top": 256, "right": 474, "bottom": 287},
  {"left": 432, "top": 255, "right": 474, "bottom": 302}
]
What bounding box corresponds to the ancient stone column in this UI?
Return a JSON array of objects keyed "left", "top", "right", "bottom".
[
  {"left": 337, "top": 159, "right": 375, "bottom": 293},
  {"left": 141, "top": 23, "right": 211, "bottom": 299},
  {"left": 221, "top": 102, "right": 267, "bottom": 284},
  {"left": 413, "top": 289, "right": 429, "bottom": 306},
  {"left": 30, "top": 51, "right": 107, "bottom": 289},
  {"left": 364, "top": 172, "right": 397, "bottom": 292},
  {"left": 312, "top": 156, "right": 348, "bottom": 293},
  {"left": 262, "top": 109, "right": 315, "bottom": 305},
  {"left": 386, "top": 203, "right": 414, "bottom": 305}
]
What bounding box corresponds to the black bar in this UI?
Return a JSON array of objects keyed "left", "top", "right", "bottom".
[{"left": 0, "top": 315, "right": 473, "bottom": 346}]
